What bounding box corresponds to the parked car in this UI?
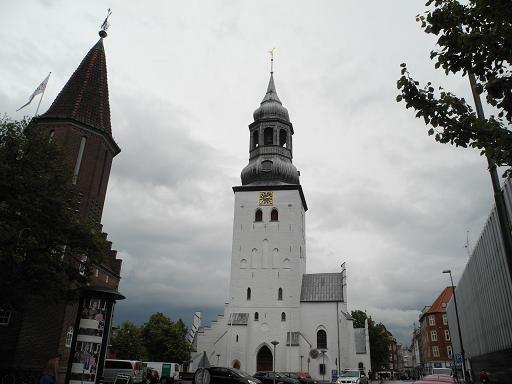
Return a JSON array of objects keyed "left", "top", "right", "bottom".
[
  {"left": 103, "top": 359, "right": 144, "bottom": 384},
  {"left": 415, "top": 375, "right": 456, "bottom": 383},
  {"left": 279, "top": 372, "right": 316, "bottom": 384},
  {"left": 253, "top": 372, "right": 299, "bottom": 384},
  {"left": 336, "top": 370, "right": 368, "bottom": 384},
  {"left": 193, "top": 367, "right": 261, "bottom": 384}
]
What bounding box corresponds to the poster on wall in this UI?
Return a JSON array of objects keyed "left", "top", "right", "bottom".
[{"left": 69, "top": 298, "right": 108, "bottom": 384}]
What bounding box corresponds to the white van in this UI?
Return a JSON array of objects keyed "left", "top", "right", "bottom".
[{"left": 103, "top": 359, "right": 144, "bottom": 384}]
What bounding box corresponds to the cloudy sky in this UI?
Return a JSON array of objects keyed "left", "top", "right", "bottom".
[{"left": 1, "top": 0, "right": 498, "bottom": 345}]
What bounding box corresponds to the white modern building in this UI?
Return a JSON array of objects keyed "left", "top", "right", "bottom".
[{"left": 191, "top": 70, "right": 370, "bottom": 380}]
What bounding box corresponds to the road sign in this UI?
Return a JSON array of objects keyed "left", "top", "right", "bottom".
[{"left": 455, "top": 352, "right": 463, "bottom": 367}]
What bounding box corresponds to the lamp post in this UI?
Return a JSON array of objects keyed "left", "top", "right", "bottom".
[
  {"left": 300, "top": 355, "right": 304, "bottom": 371},
  {"left": 320, "top": 349, "right": 327, "bottom": 382},
  {"left": 271, "top": 341, "right": 279, "bottom": 384},
  {"left": 442, "top": 270, "right": 467, "bottom": 381}
]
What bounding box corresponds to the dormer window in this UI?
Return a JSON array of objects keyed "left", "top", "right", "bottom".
[
  {"left": 271, "top": 208, "right": 278, "bottom": 221},
  {"left": 255, "top": 209, "right": 263, "bottom": 222}
]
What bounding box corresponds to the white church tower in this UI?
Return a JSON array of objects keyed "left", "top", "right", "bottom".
[{"left": 192, "top": 66, "right": 371, "bottom": 379}]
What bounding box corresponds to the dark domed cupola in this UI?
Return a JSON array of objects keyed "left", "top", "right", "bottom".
[{"left": 241, "top": 70, "right": 300, "bottom": 186}]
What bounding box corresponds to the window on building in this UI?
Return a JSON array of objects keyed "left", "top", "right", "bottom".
[
  {"left": 447, "top": 346, "right": 453, "bottom": 359},
  {"left": 72, "top": 136, "right": 87, "bottom": 184},
  {"left": 432, "top": 346, "right": 439, "bottom": 357},
  {"left": 445, "top": 329, "right": 450, "bottom": 341},
  {"left": 429, "top": 315, "right": 435, "bottom": 326},
  {"left": 278, "top": 288, "right": 283, "bottom": 301},
  {"left": 317, "top": 329, "right": 327, "bottom": 349},
  {"left": 65, "top": 326, "right": 74, "bottom": 347},
  {"left": 253, "top": 130, "right": 259, "bottom": 148},
  {"left": 236, "top": 334, "right": 239, "bottom": 342},
  {"left": 255, "top": 209, "right": 263, "bottom": 222},
  {"left": 254, "top": 312, "right": 259, "bottom": 321},
  {"left": 0, "top": 309, "right": 12, "bottom": 326},
  {"left": 319, "top": 364, "right": 326, "bottom": 375},
  {"left": 271, "top": 208, "right": 279, "bottom": 221},
  {"left": 264, "top": 127, "right": 273, "bottom": 145},
  {"left": 431, "top": 330, "right": 437, "bottom": 341},
  {"left": 49, "top": 130, "right": 55, "bottom": 141},
  {"left": 281, "top": 312, "right": 286, "bottom": 322},
  {"left": 279, "top": 129, "right": 287, "bottom": 147},
  {"left": 443, "top": 314, "right": 448, "bottom": 325},
  {"left": 247, "top": 287, "right": 251, "bottom": 300}
]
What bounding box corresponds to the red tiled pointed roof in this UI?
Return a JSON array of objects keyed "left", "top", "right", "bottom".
[
  {"left": 423, "top": 286, "right": 454, "bottom": 317},
  {"left": 41, "top": 39, "right": 112, "bottom": 135}
]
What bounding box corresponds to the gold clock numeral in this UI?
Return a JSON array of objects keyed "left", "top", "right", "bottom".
[{"left": 259, "top": 191, "right": 274, "bottom": 206}]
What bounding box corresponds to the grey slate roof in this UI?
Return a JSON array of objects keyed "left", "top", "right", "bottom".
[{"left": 300, "top": 273, "right": 344, "bottom": 302}]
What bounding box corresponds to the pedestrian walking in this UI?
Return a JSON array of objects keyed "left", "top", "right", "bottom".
[{"left": 39, "top": 354, "right": 61, "bottom": 384}]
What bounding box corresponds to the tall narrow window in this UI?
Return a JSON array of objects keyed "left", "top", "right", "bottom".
[
  {"left": 247, "top": 287, "right": 251, "bottom": 300},
  {"left": 431, "top": 330, "right": 437, "bottom": 341},
  {"left": 264, "top": 127, "right": 273, "bottom": 145},
  {"left": 278, "top": 288, "right": 283, "bottom": 301},
  {"left": 255, "top": 209, "right": 263, "bottom": 222},
  {"left": 65, "top": 326, "right": 74, "bottom": 347},
  {"left": 444, "top": 329, "right": 450, "bottom": 341},
  {"left": 281, "top": 312, "right": 286, "bottom": 322},
  {"left": 271, "top": 208, "right": 279, "bottom": 221},
  {"left": 317, "top": 329, "right": 327, "bottom": 349},
  {"left": 49, "top": 130, "right": 55, "bottom": 141},
  {"left": 72, "top": 136, "right": 87, "bottom": 184},
  {"left": 253, "top": 130, "right": 259, "bottom": 148},
  {"left": 279, "top": 129, "right": 287, "bottom": 147},
  {"left": 254, "top": 312, "right": 259, "bottom": 321}
]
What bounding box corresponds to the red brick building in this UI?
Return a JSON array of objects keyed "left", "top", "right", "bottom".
[
  {"left": 0, "top": 30, "right": 123, "bottom": 384},
  {"left": 419, "top": 287, "right": 454, "bottom": 373}
]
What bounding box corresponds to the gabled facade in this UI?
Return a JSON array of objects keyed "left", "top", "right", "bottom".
[
  {"left": 418, "top": 287, "right": 454, "bottom": 373},
  {"left": 192, "top": 70, "right": 370, "bottom": 379}
]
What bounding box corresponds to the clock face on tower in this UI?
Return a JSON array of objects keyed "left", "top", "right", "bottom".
[{"left": 258, "top": 191, "right": 274, "bottom": 206}]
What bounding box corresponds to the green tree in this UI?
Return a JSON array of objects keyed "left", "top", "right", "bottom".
[
  {"left": 396, "top": 0, "right": 512, "bottom": 174},
  {"left": 143, "top": 312, "right": 191, "bottom": 363},
  {"left": 0, "top": 116, "right": 108, "bottom": 308},
  {"left": 351, "top": 310, "right": 390, "bottom": 372},
  {"left": 111, "top": 321, "right": 148, "bottom": 360}
]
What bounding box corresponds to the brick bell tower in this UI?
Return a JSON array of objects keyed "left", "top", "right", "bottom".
[
  {"left": 35, "top": 35, "right": 121, "bottom": 229},
  {"left": 4, "top": 28, "right": 124, "bottom": 378}
]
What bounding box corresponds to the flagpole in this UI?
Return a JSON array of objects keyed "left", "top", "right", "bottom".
[{"left": 34, "top": 72, "right": 51, "bottom": 117}]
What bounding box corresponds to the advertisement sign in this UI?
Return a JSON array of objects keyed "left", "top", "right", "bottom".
[
  {"left": 331, "top": 369, "right": 338, "bottom": 383},
  {"left": 69, "top": 298, "right": 108, "bottom": 384}
]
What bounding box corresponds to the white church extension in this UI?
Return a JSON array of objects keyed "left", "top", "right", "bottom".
[{"left": 191, "top": 71, "right": 370, "bottom": 380}]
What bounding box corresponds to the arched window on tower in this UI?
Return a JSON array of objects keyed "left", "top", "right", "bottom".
[
  {"left": 254, "top": 312, "right": 259, "bottom": 321},
  {"left": 317, "top": 329, "right": 327, "bottom": 349},
  {"left": 255, "top": 209, "right": 263, "bottom": 222},
  {"left": 281, "top": 312, "right": 286, "bottom": 322},
  {"left": 279, "top": 129, "right": 287, "bottom": 147},
  {"left": 271, "top": 208, "right": 279, "bottom": 221},
  {"left": 247, "top": 287, "right": 251, "bottom": 301},
  {"left": 278, "top": 288, "right": 283, "bottom": 301},
  {"left": 253, "top": 130, "right": 259, "bottom": 149},
  {"left": 264, "top": 127, "right": 273, "bottom": 145}
]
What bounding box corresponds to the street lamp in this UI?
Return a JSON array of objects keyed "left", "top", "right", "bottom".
[
  {"left": 442, "top": 270, "right": 467, "bottom": 381},
  {"left": 320, "top": 349, "right": 327, "bottom": 382},
  {"left": 271, "top": 340, "right": 279, "bottom": 384}
]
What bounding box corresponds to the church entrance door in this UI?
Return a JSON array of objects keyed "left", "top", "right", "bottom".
[{"left": 256, "top": 345, "right": 273, "bottom": 372}]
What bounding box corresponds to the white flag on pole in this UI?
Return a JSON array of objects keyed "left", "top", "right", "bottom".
[{"left": 17, "top": 72, "right": 51, "bottom": 111}]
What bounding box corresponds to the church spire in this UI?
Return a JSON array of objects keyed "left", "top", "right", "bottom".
[
  {"left": 240, "top": 60, "right": 299, "bottom": 186},
  {"left": 40, "top": 30, "right": 112, "bottom": 135}
]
